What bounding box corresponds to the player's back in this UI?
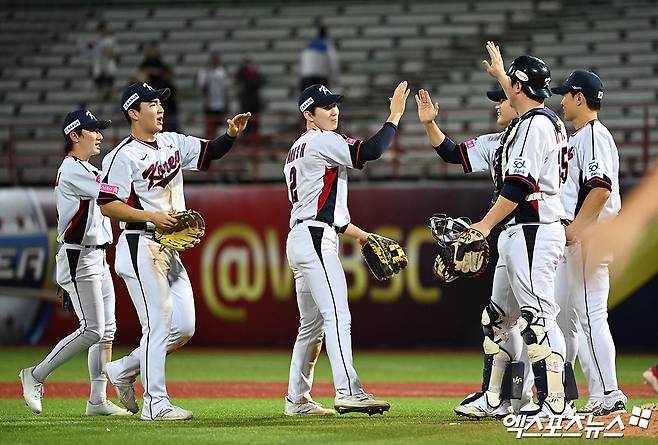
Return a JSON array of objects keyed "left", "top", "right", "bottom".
[{"left": 283, "top": 130, "right": 352, "bottom": 229}]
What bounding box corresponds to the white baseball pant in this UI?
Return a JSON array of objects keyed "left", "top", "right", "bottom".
[
  {"left": 110, "top": 231, "right": 195, "bottom": 420},
  {"left": 556, "top": 242, "right": 621, "bottom": 400},
  {"left": 32, "top": 245, "right": 116, "bottom": 404},
  {"left": 286, "top": 221, "right": 364, "bottom": 402}
]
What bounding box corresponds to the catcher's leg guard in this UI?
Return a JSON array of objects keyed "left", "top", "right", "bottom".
[
  {"left": 480, "top": 303, "right": 513, "bottom": 408},
  {"left": 519, "top": 308, "right": 567, "bottom": 415},
  {"left": 501, "top": 361, "right": 525, "bottom": 400},
  {"left": 564, "top": 361, "right": 579, "bottom": 401}
]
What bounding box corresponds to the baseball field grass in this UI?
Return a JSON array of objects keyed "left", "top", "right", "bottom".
[{"left": 1, "top": 348, "right": 657, "bottom": 444}]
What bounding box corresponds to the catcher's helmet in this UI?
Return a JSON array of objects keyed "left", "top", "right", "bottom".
[{"left": 506, "top": 55, "right": 552, "bottom": 99}]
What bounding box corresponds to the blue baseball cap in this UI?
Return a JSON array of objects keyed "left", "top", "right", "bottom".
[
  {"left": 62, "top": 109, "right": 111, "bottom": 139},
  {"left": 551, "top": 70, "right": 604, "bottom": 104},
  {"left": 121, "top": 81, "right": 170, "bottom": 115},
  {"left": 298, "top": 84, "right": 343, "bottom": 114}
]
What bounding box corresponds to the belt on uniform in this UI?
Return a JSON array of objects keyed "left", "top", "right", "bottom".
[
  {"left": 63, "top": 243, "right": 108, "bottom": 250},
  {"left": 295, "top": 219, "right": 341, "bottom": 233},
  {"left": 560, "top": 218, "right": 572, "bottom": 227},
  {"left": 525, "top": 192, "right": 549, "bottom": 201}
]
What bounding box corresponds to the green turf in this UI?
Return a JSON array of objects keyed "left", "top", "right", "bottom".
[
  {"left": 1, "top": 347, "right": 655, "bottom": 384},
  {"left": 2, "top": 348, "right": 657, "bottom": 444},
  {"left": 2, "top": 397, "right": 657, "bottom": 445}
]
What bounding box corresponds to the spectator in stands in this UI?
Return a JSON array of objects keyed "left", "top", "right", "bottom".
[
  {"left": 138, "top": 43, "right": 168, "bottom": 86},
  {"left": 299, "top": 26, "right": 340, "bottom": 92},
  {"left": 88, "top": 22, "right": 117, "bottom": 100},
  {"left": 151, "top": 67, "right": 180, "bottom": 133},
  {"left": 198, "top": 51, "right": 229, "bottom": 139},
  {"left": 235, "top": 58, "right": 265, "bottom": 142}
]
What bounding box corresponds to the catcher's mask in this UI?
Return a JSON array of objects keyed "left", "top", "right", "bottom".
[{"left": 428, "top": 214, "right": 472, "bottom": 247}]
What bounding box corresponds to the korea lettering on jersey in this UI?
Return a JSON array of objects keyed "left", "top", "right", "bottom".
[
  {"left": 55, "top": 156, "right": 112, "bottom": 245},
  {"left": 284, "top": 130, "right": 364, "bottom": 229},
  {"left": 97, "top": 132, "right": 209, "bottom": 228},
  {"left": 560, "top": 120, "right": 621, "bottom": 221}
]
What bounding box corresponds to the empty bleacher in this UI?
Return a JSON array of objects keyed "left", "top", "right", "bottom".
[{"left": 0, "top": 0, "right": 656, "bottom": 185}]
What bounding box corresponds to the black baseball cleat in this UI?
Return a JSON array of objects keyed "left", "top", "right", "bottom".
[{"left": 334, "top": 393, "right": 390, "bottom": 415}]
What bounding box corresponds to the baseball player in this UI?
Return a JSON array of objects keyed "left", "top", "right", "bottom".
[
  {"left": 97, "top": 82, "right": 250, "bottom": 421},
  {"left": 416, "top": 88, "right": 539, "bottom": 417},
  {"left": 447, "top": 43, "right": 573, "bottom": 419},
  {"left": 552, "top": 70, "right": 626, "bottom": 415},
  {"left": 283, "top": 82, "right": 409, "bottom": 416},
  {"left": 19, "top": 109, "right": 131, "bottom": 417}
]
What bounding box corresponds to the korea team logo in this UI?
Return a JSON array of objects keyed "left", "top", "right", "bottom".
[
  {"left": 318, "top": 85, "right": 331, "bottom": 95},
  {"left": 510, "top": 156, "right": 530, "bottom": 177}
]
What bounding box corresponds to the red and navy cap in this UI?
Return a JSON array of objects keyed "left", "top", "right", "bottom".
[{"left": 62, "top": 109, "right": 111, "bottom": 139}]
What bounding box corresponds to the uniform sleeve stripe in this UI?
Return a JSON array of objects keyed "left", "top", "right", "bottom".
[
  {"left": 505, "top": 174, "right": 537, "bottom": 189},
  {"left": 590, "top": 121, "right": 596, "bottom": 161},
  {"left": 102, "top": 137, "right": 132, "bottom": 183},
  {"left": 519, "top": 115, "right": 534, "bottom": 157},
  {"left": 355, "top": 140, "right": 362, "bottom": 168},
  {"left": 584, "top": 177, "right": 612, "bottom": 190},
  {"left": 457, "top": 143, "right": 472, "bottom": 173},
  {"left": 198, "top": 140, "right": 210, "bottom": 170}
]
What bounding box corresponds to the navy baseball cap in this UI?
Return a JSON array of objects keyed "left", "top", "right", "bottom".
[
  {"left": 62, "top": 109, "right": 111, "bottom": 139},
  {"left": 121, "top": 81, "right": 170, "bottom": 115},
  {"left": 486, "top": 89, "right": 506, "bottom": 102},
  {"left": 298, "top": 84, "right": 343, "bottom": 114},
  {"left": 551, "top": 70, "right": 604, "bottom": 104}
]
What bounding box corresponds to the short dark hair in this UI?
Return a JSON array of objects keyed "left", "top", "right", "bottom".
[
  {"left": 585, "top": 96, "right": 601, "bottom": 111},
  {"left": 124, "top": 102, "right": 141, "bottom": 124},
  {"left": 64, "top": 129, "right": 82, "bottom": 154}
]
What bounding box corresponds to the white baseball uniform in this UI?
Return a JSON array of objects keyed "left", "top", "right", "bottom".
[
  {"left": 284, "top": 129, "right": 370, "bottom": 402},
  {"left": 555, "top": 119, "right": 623, "bottom": 405},
  {"left": 98, "top": 132, "right": 209, "bottom": 419},
  {"left": 32, "top": 155, "right": 116, "bottom": 405},
  {"left": 458, "top": 108, "right": 570, "bottom": 414}
]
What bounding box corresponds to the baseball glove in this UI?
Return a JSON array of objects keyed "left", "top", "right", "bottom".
[
  {"left": 428, "top": 214, "right": 490, "bottom": 281},
  {"left": 361, "top": 233, "right": 408, "bottom": 281},
  {"left": 153, "top": 209, "right": 205, "bottom": 252}
]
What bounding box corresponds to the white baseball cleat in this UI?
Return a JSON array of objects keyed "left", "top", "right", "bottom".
[
  {"left": 19, "top": 367, "right": 43, "bottom": 414},
  {"left": 146, "top": 404, "right": 193, "bottom": 421},
  {"left": 334, "top": 392, "right": 390, "bottom": 415},
  {"left": 643, "top": 368, "right": 658, "bottom": 394},
  {"left": 593, "top": 390, "right": 627, "bottom": 416},
  {"left": 86, "top": 399, "right": 133, "bottom": 416},
  {"left": 105, "top": 362, "right": 139, "bottom": 414},
  {"left": 577, "top": 398, "right": 602, "bottom": 414},
  {"left": 454, "top": 392, "right": 513, "bottom": 419},
  {"left": 284, "top": 397, "right": 336, "bottom": 416},
  {"left": 519, "top": 399, "right": 574, "bottom": 421}
]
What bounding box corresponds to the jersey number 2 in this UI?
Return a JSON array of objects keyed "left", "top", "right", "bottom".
[{"left": 289, "top": 167, "right": 299, "bottom": 203}]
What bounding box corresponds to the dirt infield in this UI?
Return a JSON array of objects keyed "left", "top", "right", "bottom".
[{"left": 2, "top": 382, "right": 657, "bottom": 399}]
